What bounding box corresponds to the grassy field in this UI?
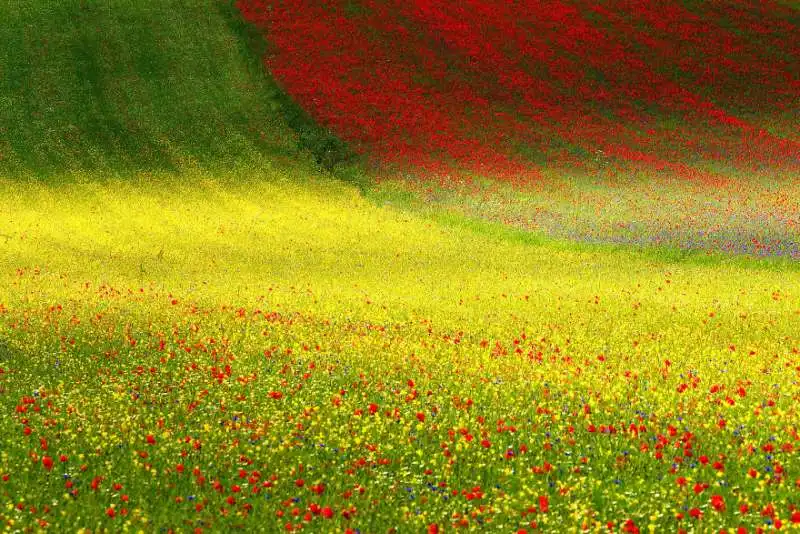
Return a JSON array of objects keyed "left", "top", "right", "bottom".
[
  {"left": 0, "top": 0, "right": 351, "bottom": 179},
  {"left": 0, "top": 172, "right": 798, "bottom": 532},
  {"left": 1, "top": 0, "right": 799, "bottom": 533}
]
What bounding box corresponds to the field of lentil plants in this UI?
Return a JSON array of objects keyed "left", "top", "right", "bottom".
[{"left": 1, "top": 1, "right": 799, "bottom": 533}]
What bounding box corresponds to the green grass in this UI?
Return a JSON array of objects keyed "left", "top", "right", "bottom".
[{"left": 0, "top": 0, "right": 356, "bottom": 180}]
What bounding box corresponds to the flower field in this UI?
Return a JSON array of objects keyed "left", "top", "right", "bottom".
[
  {"left": 371, "top": 167, "right": 800, "bottom": 261},
  {"left": 1, "top": 0, "right": 799, "bottom": 533},
  {"left": 0, "top": 173, "right": 799, "bottom": 532},
  {"left": 237, "top": 0, "right": 799, "bottom": 181}
]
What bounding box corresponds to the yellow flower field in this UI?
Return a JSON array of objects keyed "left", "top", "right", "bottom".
[{"left": 0, "top": 171, "right": 798, "bottom": 532}]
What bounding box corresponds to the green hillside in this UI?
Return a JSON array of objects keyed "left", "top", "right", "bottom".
[{"left": 0, "top": 0, "right": 350, "bottom": 178}]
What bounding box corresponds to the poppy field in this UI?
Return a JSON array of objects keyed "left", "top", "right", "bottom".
[
  {"left": 1, "top": 0, "right": 799, "bottom": 533},
  {"left": 237, "top": 0, "right": 799, "bottom": 181},
  {"left": 0, "top": 172, "right": 799, "bottom": 533}
]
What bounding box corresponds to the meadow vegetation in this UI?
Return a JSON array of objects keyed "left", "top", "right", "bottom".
[
  {"left": 1, "top": 172, "right": 799, "bottom": 532},
  {"left": 0, "top": 1, "right": 798, "bottom": 533},
  {"left": 0, "top": 0, "right": 352, "bottom": 180}
]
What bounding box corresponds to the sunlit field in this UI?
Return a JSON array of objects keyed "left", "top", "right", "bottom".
[
  {"left": 1, "top": 0, "right": 799, "bottom": 532},
  {"left": 1, "top": 170, "right": 798, "bottom": 532}
]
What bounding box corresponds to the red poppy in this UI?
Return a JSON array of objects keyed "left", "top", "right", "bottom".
[{"left": 538, "top": 495, "right": 549, "bottom": 513}]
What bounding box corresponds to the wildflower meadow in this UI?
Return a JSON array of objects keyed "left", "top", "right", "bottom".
[{"left": 0, "top": 1, "right": 798, "bottom": 533}]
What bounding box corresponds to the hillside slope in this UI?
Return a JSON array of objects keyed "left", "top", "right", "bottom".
[
  {"left": 0, "top": 0, "right": 350, "bottom": 178},
  {"left": 237, "top": 0, "right": 799, "bottom": 181}
]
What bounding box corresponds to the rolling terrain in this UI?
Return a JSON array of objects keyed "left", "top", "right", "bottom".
[
  {"left": 0, "top": 1, "right": 798, "bottom": 532},
  {"left": 237, "top": 0, "right": 799, "bottom": 180}
]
